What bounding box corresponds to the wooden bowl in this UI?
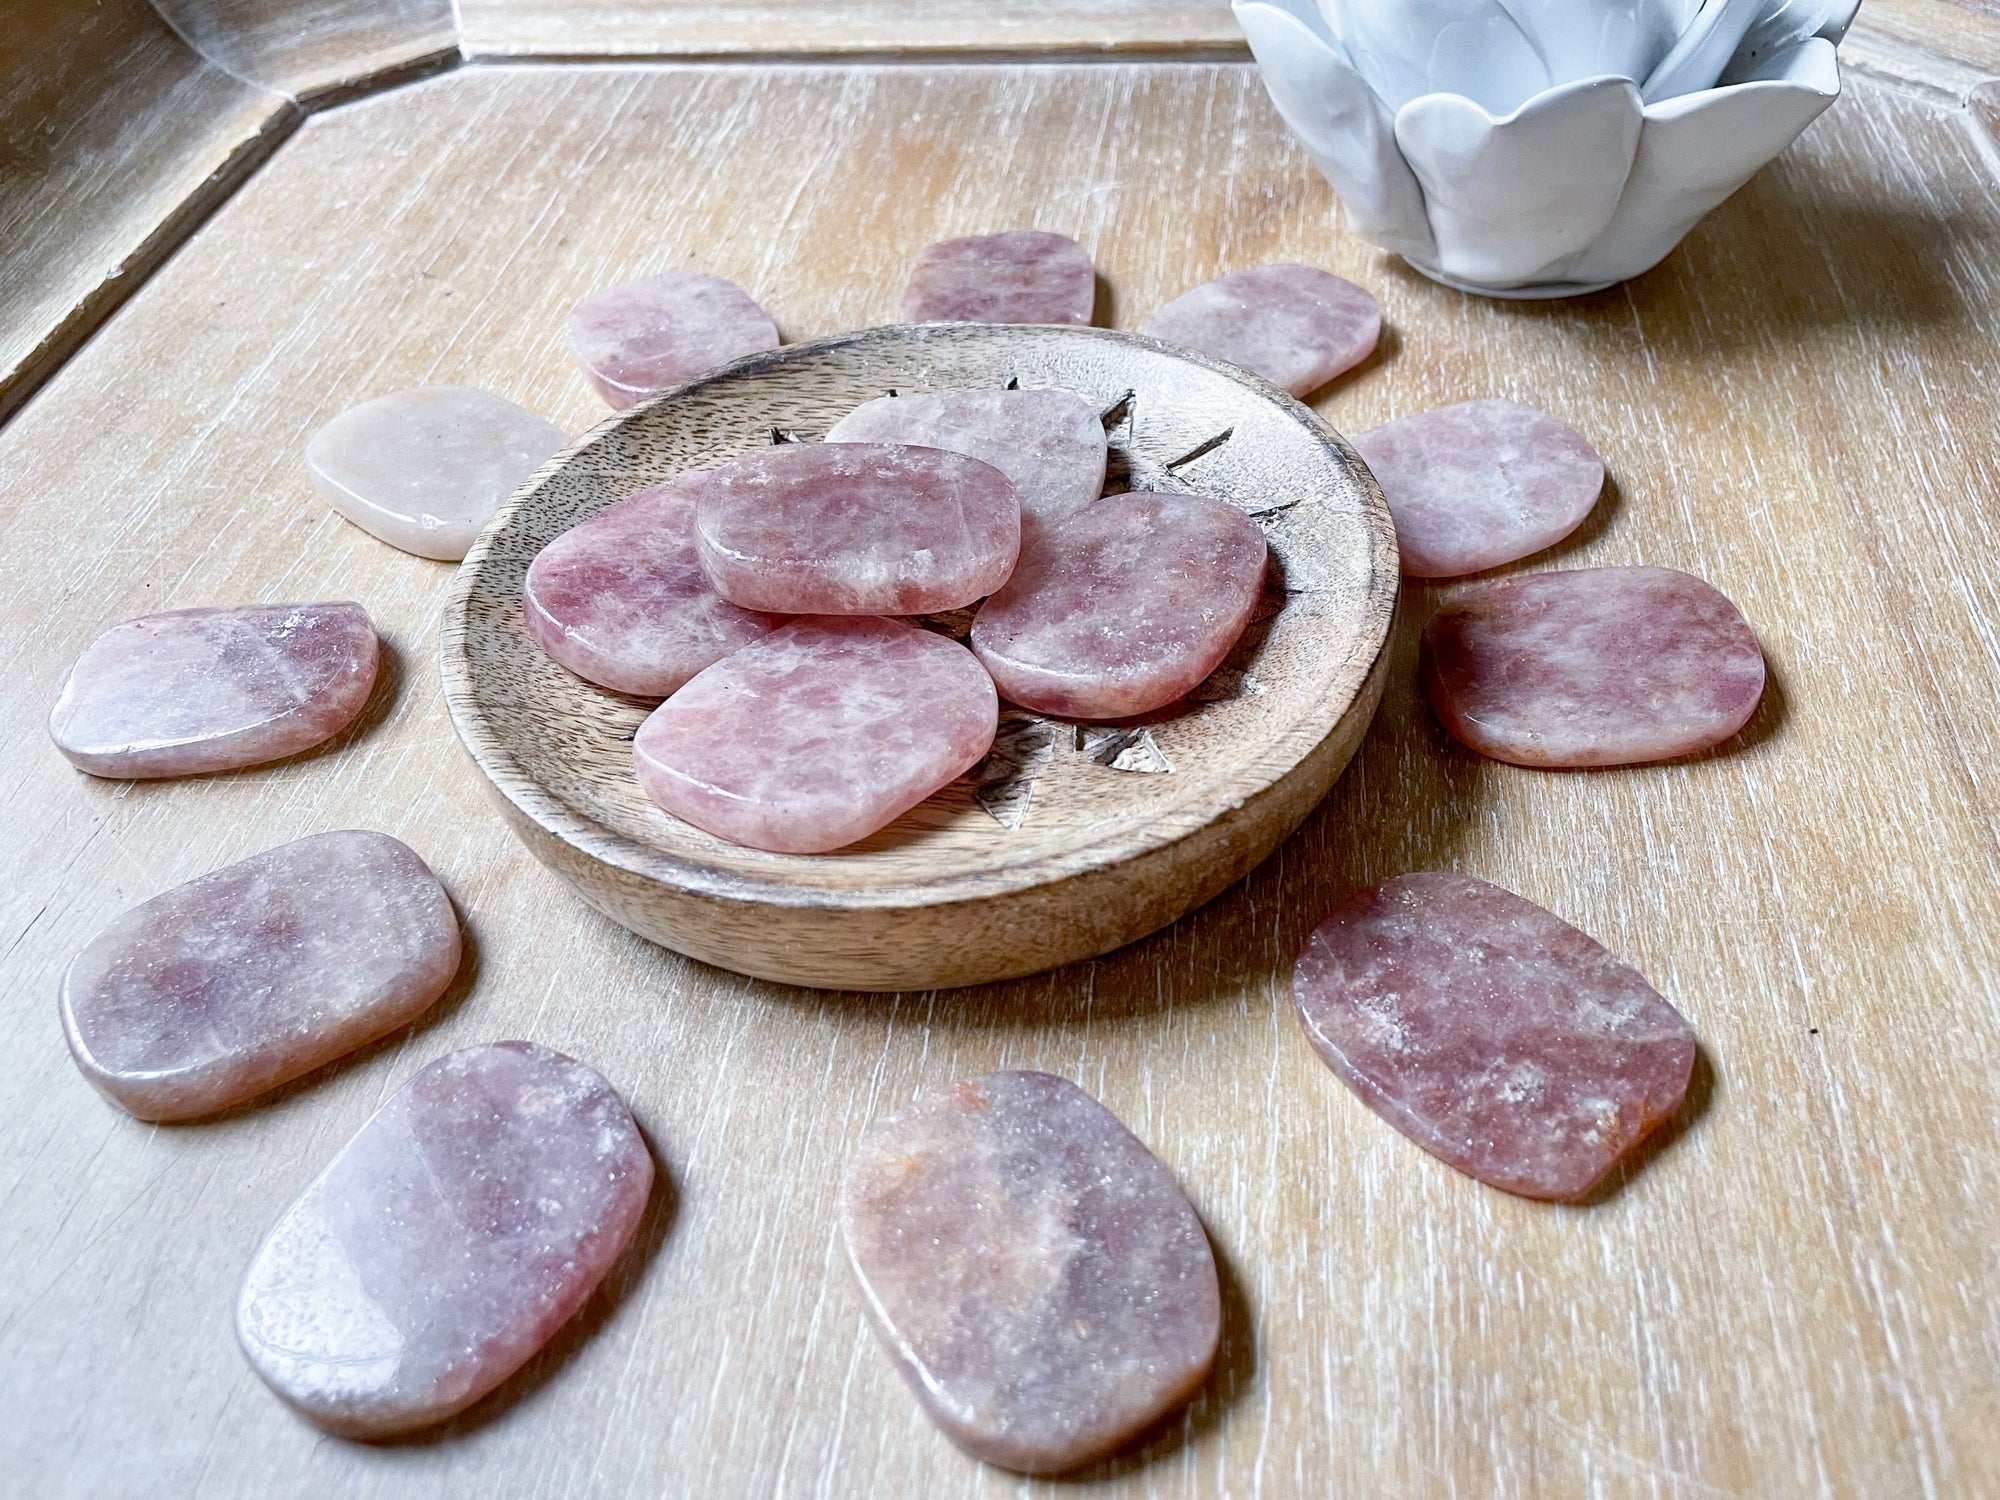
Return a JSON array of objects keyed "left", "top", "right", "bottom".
[{"left": 441, "top": 324, "right": 1398, "bottom": 991}]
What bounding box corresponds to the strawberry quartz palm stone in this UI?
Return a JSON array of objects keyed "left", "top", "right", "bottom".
[
  {"left": 1423, "top": 566, "right": 1766, "bottom": 767},
  {"left": 691, "top": 443, "right": 1020, "bottom": 615},
  {"left": 840, "top": 1070, "right": 1220, "bottom": 1474},
  {"left": 901, "top": 230, "right": 1096, "bottom": 325},
  {"left": 236, "top": 1042, "right": 652, "bottom": 1438},
  {"left": 48, "top": 602, "right": 378, "bottom": 778},
  {"left": 1293, "top": 873, "right": 1697, "bottom": 1200},
  {"left": 634, "top": 616, "right": 997, "bottom": 853},
  {"left": 824, "top": 388, "right": 1108, "bottom": 549},
  {"left": 971, "top": 491, "right": 1267, "bottom": 718},
  {"left": 1352, "top": 399, "right": 1605, "bottom": 578},
  {"left": 524, "top": 479, "right": 782, "bottom": 696},
  {"left": 1140, "top": 264, "right": 1381, "bottom": 396},
  {"left": 60, "top": 831, "right": 460, "bottom": 1121},
  {"left": 566, "top": 271, "right": 780, "bottom": 408}
]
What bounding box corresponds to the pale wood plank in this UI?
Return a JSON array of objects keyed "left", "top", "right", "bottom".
[
  {"left": 149, "top": 0, "right": 459, "bottom": 102},
  {"left": 2, "top": 58, "right": 1997, "bottom": 1499}
]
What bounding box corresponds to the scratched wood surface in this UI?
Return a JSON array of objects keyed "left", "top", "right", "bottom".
[{"left": 3, "top": 50, "right": 1999, "bottom": 1500}]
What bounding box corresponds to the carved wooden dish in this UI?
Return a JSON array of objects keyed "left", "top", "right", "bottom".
[{"left": 442, "top": 323, "right": 1398, "bottom": 990}]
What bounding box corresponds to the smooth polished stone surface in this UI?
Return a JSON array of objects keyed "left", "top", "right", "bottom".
[
  {"left": 1139, "top": 264, "right": 1381, "bottom": 396},
  {"left": 61, "top": 832, "right": 460, "bottom": 1122},
  {"left": 634, "top": 616, "right": 997, "bottom": 854},
  {"left": 566, "top": 271, "right": 781, "bottom": 408},
  {"left": 49, "top": 602, "right": 379, "bottom": 779},
  {"left": 840, "top": 1070, "right": 1219, "bottom": 1474},
  {"left": 305, "top": 385, "right": 568, "bottom": 561},
  {"left": 236, "top": 1042, "right": 652, "bottom": 1438},
  {"left": 1294, "top": 872, "right": 1698, "bottom": 1200},
  {"left": 824, "top": 387, "right": 1108, "bottom": 548},
  {"left": 1353, "top": 399, "right": 1605, "bottom": 578},
  {"left": 524, "top": 479, "right": 783, "bottom": 697},
  {"left": 1423, "top": 565, "right": 1766, "bottom": 766},
  {"left": 970, "top": 491, "right": 1267, "bottom": 719},
  {"left": 692, "top": 443, "right": 1020, "bottom": 615},
  {"left": 900, "top": 231, "right": 1096, "bottom": 326}
]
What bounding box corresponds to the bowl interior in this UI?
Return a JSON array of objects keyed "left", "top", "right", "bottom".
[{"left": 444, "top": 323, "right": 1396, "bottom": 907}]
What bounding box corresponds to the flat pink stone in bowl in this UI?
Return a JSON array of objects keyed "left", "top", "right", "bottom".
[
  {"left": 61, "top": 831, "right": 461, "bottom": 1122},
  {"left": 901, "top": 231, "right": 1096, "bottom": 326},
  {"left": 1140, "top": 264, "right": 1381, "bottom": 396},
  {"left": 824, "top": 387, "right": 1107, "bottom": 549},
  {"left": 970, "top": 491, "right": 1267, "bottom": 719},
  {"left": 236, "top": 1041, "right": 652, "bottom": 1438},
  {"left": 1353, "top": 399, "right": 1605, "bottom": 578},
  {"left": 1423, "top": 565, "right": 1766, "bottom": 767},
  {"left": 48, "top": 602, "right": 379, "bottom": 778},
  {"left": 524, "top": 479, "right": 783, "bottom": 697},
  {"left": 692, "top": 443, "right": 1020, "bottom": 615},
  {"left": 840, "top": 1070, "right": 1219, "bottom": 1474},
  {"left": 566, "top": 271, "right": 781, "bottom": 408},
  {"left": 1294, "top": 872, "right": 1697, "bottom": 1200},
  {"left": 634, "top": 616, "right": 997, "bottom": 854}
]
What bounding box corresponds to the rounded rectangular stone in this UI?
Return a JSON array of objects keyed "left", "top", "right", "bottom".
[
  {"left": 566, "top": 271, "right": 781, "bottom": 408},
  {"left": 900, "top": 230, "right": 1096, "bottom": 326},
  {"left": 1140, "top": 264, "right": 1380, "bottom": 396}
]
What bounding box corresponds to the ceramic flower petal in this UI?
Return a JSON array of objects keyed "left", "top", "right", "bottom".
[
  {"left": 1396, "top": 75, "right": 1644, "bottom": 289},
  {"left": 1236, "top": 0, "right": 1436, "bottom": 259},
  {"left": 1316, "top": 0, "right": 1554, "bottom": 114}
]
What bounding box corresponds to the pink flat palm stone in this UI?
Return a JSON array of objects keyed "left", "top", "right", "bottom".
[
  {"left": 692, "top": 443, "right": 1020, "bottom": 615},
  {"left": 634, "top": 616, "right": 997, "bottom": 853},
  {"left": 60, "top": 831, "right": 461, "bottom": 1121},
  {"left": 1140, "top": 264, "right": 1381, "bottom": 396},
  {"left": 1293, "top": 873, "right": 1697, "bottom": 1200},
  {"left": 236, "top": 1041, "right": 652, "bottom": 1438},
  {"left": 970, "top": 491, "right": 1267, "bottom": 718},
  {"left": 1423, "top": 565, "right": 1766, "bottom": 767},
  {"left": 524, "top": 479, "right": 783, "bottom": 696},
  {"left": 1352, "top": 399, "right": 1605, "bottom": 578},
  {"left": 901, "top": 231, "right": 1096, "bottom": 326},
  {"left": 840, "top": 1070, "right": 1219, "bottom": 1474},
  {"left": 566, "top": 271, "right": 780, "bottom": 408},
  {"left": 48, "top": 601, "right": 379, "bottom": 778},
  {"left": 824, "top": 387, "right": 1107, "bottom": 549}
]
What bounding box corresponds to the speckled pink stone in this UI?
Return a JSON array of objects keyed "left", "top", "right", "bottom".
[
  {"left": 524, "top": 479, "right": 783, "bottom": 696},
  {"left": 692, "top": 443, "right": 1020, "bottom": 615},
  {"left": 48, "top": 602, "right": 379, "bottom": 778},
  {"left": 566, "top": 271, "right": 780, "bottom": 408},
  {"left": 60, "top": 831, "right": 460, "bottom": 1122},
  {"left": 901, "top": 231, "right": 1096, "bottom": 326},
  {"left": 824, "top": 387, "right": 1107, "bottom": 549},
  {"left": 634, "top": 616, "right": 997, "bottom": 853},
  {"left": 1354, "top": 400, "right": 1605, "bottom": 578},
  {"left": 840, "top": 1070, "right": 1219, "bottom": 1474},
  {"left": 1294, "top": 872, "right": 1697, "bottom": 1200},
  {"left": 236, "top": 1042, "right": 651, "bottom": 1438},
  {"left": 1423, "top": 566, "right": 1766, "bottom": 767},
  {"left": 970, "top": 491, "right": 1267, "bottom": 718},
  {"left": 1140, "top": 264, "right": 1381, "bottom": 396}
]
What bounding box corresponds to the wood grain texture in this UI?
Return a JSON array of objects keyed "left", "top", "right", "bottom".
[
  {"left": 1, "top": 56, "right": 1997, "bottom": 1499},
  {"left": 149, "top": 0, "right": 459, "bottom": 100}
]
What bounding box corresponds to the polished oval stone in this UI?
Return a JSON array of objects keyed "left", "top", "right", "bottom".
[
  {"left": 236, "top": 1041, "right": 652, "bottom": 1438},
  {"left": 840, "top": 1070, "right": 1219, "bottom": 1474},
  {"left": 824, "top": 387, "right": 1107, "bottom": 549},
  {"left": 524, "top": 479, "right": 783, "bottom": 697},
  {"left": 900, "top": 230, "right": 1096, "bottom": 326},
  {"left": 1294, "top": 872, "right": 1698, "bottom": 1200},
  {"left": 306, "top": 386, "right": 567, "bottom": 561},
  {"left": 970, "top": 491, "right": 1267, "bottom": 718},
  {"left": 49, "top": 602, "right": 379, "bottom": 779},
  {"left": 634, "top": 616, "right": 997, "bottom": 854},
  {"left": 61, "top": 831, "right": 460, "bottom": 1122},
  {"left": 1140, "top": 264, "right": 1381, "bottom": 396},
  {"left": 1352, "top": 399, "right": 1604, "bottom": 578},
  {"left": 692, "top": 443, "right": 1020, "bottom": 615},
  {"left": 566, "top": 271, "right": 781, "bottom": 408},
  {"left": 1423, "top": 565, "right": 1766, "bottom": 767}
]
